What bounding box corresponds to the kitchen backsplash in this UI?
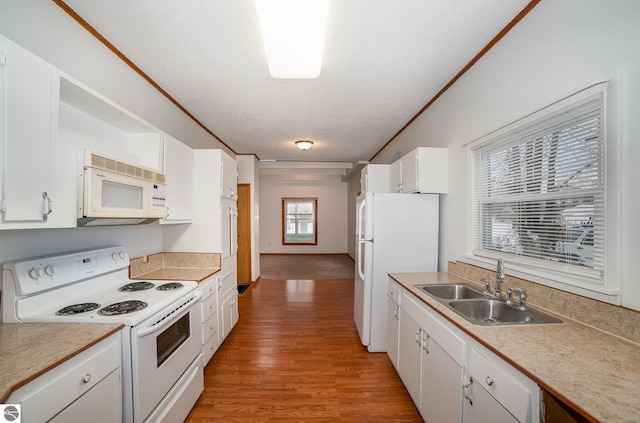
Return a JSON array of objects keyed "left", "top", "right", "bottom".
[
  {"left": 448, "top": 261, "right": 640, "bottom": 344},
  {"left": 129, "top": 252, "right": 221, "bottom": 278}
]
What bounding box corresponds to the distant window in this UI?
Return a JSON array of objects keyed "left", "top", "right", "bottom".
[
  {"left": 470, "top": 84, "right": 606, "bottom": 283},
  {"left": 282, "top": 198, "right": 317, "bottom": 245}
]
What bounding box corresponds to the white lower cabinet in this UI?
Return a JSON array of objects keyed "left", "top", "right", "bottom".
[
  {"left": 198, "top": 270, "right": 239, "bottom": 367},
  {"left": 200, "top": 275, "right": 219, "bottom": 365},
  {"left": 463, "top": 379, "right": 519, "bottom": 423},
  {"left": 398, "top": 308, "right": 423, "bottom": 406},
  {"left": 389, "top": 278, "right": 540, "bottom": 423},
  {"left": 422, "top": 336, "right": 463, "bottom": 423},
  {"left": 218, "top": 267, "right": 239, "bottom": 345},
  {"left": 221, "top": 288, "right": 239, "bottom": 341},
  {"left": 8, "top": 332, "right": 122, "bottom": 422},
  {"left": 386, "top": 282, "right": 401, "bottom": 370},
  {"left": 397, "top": 289, "right": 464, "bottom": 421},
  {"left": 463, "top": 346, "right": 539, "bottom": 423}
]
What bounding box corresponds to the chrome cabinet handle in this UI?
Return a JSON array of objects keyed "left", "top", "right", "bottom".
[
  {"left": 486, "top": 376, "right": 494, "bottom": 386},
  {"left": 463, "top": 377, "right": 473, "bottom": 405},
  {"left": 82, "top": 374, "right": 92, "bottom": 384},
  {"left": 42, "top": 192, "right": 53, "bottom": 221}
]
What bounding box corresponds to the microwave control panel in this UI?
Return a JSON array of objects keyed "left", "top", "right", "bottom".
[{"left": 152, "top": 184, "right": 166, "bottom": 208}]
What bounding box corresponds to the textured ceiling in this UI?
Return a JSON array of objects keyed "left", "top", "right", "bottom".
[{"left": 60, "top": 0, "right": 532, "bottom": 163}]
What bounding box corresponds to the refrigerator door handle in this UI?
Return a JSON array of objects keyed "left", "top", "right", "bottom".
[
  {"left": 357, "top": 197, "right": 366, "bottom": 241},
  {"left": 356, "top": 239, "right": 372, "bottom": 281}
]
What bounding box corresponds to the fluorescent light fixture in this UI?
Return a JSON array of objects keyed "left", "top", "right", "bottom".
[
  {"left": 295, "top": 140, "right": 314, "bottom": 150},
  {"left": 255, "top": 0, "right": 329, "bottom": 79}
]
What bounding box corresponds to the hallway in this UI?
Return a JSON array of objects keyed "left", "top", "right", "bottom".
[{"left": 185, "top": 278, "right": 422, "bottom": 422}]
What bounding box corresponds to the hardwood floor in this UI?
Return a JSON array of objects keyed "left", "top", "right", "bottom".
[{"left": 185, "top": 279, "right": 423, "bottom": 422}]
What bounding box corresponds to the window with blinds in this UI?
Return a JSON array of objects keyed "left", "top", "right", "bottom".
[{"left": 471, "top": 87, "right": 605, "bottom": 282}]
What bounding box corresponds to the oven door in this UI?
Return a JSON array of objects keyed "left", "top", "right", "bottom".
[{"left": 131, "top": 291, "right": 202, "bottom": 422}]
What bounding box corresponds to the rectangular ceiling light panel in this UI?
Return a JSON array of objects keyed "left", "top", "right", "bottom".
[{"left": 255, "top": 0, "right": 330, "bottom": 79}]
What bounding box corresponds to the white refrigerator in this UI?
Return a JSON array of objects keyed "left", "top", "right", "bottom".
[{"left": 354, "top": 192, "right": 439, "bottom": 352}]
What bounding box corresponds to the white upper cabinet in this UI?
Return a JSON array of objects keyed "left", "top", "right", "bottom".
[
  {"left": 0, "top": 35, "right": 75, "bottom": 229},
  {"left": 58, "top": 76, "right": 164, "bottom": 171},
  {"left": 360, "top": 164, "right": 391, "bottom": 193},
  {"left": 162, "top": 135, "right": 194, "bottom": 224},
  {"left": 391, "top": 147, "right": 448, "bottom": 194},
  {"left": 390, "top": 160, "right": 402, "bottom": 193},
  {"left": 220, "top": 151, "right": 237, "bottom": 200}
]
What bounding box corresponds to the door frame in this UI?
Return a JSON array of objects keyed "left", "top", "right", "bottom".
[{"left": 237, "top": 183, "right": 252, "bottom": 282}]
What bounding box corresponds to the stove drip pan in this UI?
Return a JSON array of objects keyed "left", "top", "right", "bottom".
[
  {"left": 98, "top": 300, "right": 148, "bottom": 315},
  {"left": 56, "top": 302, "right": 101, "bottom": 315},
  {"left": 118, "top": 281, "right": 155, "bottom": 292},
  {"left": 156, "top": 282, "right": 184, "bottom": 291}
]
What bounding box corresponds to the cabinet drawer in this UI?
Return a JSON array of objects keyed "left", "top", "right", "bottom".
[
  {"left": 387, "top": 280, "right": 402, "bottom": 304},
  {"left": 200, "top": 276, "right": 217, "bottom": 301},
  {"left": 202, "top": 312, "right": 217, "bottom": 343},
  {"left": 201, "top": 290, "right": 218, "bottom": 321},
  {"left": 203, "top": 331, "right": 219, "bottom": 365},
  {"left": 9, "top": 333, "right": 121, "bottom": 423},
  {"left": 468, "top": 348, "right": 532, "bottom": 422}
]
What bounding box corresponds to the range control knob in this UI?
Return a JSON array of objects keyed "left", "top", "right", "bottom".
[
  {"left": 111, "top": 252, "right": 120, "bottom": 261},
  {"left": 118, "top": 251, "right": 126, "bottom": 260},
  {"left": 44, "top": 265, "right": 57, "bottom": 276},
  {"left": 28, "top": 268, "right": 43, "bottom": 280}
]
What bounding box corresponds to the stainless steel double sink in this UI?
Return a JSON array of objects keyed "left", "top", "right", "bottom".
[{"left": 414, "top": 283, "right": 563, "bottom": 326}]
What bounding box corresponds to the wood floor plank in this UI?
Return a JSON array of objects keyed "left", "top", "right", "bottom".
[{"left": 185, "top": 279, "right": 423, "bottom": 422}]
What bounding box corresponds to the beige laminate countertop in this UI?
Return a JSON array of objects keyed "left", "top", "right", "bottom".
[
  {"left": 129, "top": 252, "right": 221, "bottom": 282},
  {"left": 131, "top": 267, "right": 219, "bottom": 282},
  {"left": 0, "top": 323, "right": 123, "bottom": 403},
  {"left": 389, "top": 272, "right": 640, "bottom": 423}
]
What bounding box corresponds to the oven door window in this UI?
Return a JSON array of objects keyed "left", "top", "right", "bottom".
[{"left": 156, "top": 313, "right": 190, "bottom": 367}]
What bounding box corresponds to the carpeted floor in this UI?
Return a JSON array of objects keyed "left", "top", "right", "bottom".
[{"left": 260, "top": 254, "right": 355, "bottom": 280}]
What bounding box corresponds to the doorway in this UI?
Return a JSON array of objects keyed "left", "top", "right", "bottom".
[{"left": 237, "top": 184, "right": 251, "bottom": 282}]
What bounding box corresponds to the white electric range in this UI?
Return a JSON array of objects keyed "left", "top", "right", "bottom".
[{"left": 2, "top": 246, "right": 204, "bottom": 423}]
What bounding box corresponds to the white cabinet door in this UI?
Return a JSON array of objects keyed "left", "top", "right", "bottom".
[
  {"left": 390, "top": 160, "right": 402, "bottom": 193},
  {"left": 162, "top": 135, "right": 193, "bottom": 223},
  {"left": 386, "top": 296, "right": 400, "bottom": 370},
  {"left": 220, "top": 199, "right": 237, "bottom": 259},
  {"left": 220, "top": 151, "right": 237, "bottom": 200},
  {"left": 399, "top": 151, "right": 419, "bottom": 193},
  {"left": 398, "top": 308, "right": 422, "bottom": 408},
  {"left": 361, "top": 164, "right": 391, "bottom": 193},
  {"left": 422, "top": 336, "right": 463, "bottom": 423},
  {"left": 0, "top": 35, "right": 57, "bottom": 225},
  {"left": 463, "top": 379, "right": 519, "bottom": 423},
  {"left": 220, "top": 288, "right": 238, "bottom": 342}
]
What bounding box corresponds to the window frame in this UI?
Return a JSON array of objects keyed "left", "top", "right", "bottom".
[
  {"left": 464, "top": 80, "right": 621, "bottom": 302},
  {"left": 282, "top": 197, "right": 318, "bottom": 245}
]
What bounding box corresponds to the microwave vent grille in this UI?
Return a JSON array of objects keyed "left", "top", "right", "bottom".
[{"left": 88, "top": 152, "right": 166, "bottom": 184}]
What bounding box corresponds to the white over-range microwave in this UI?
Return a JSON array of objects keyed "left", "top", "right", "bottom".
[{"left": 78, "top": 149, "right": 167, "bottom": 226}]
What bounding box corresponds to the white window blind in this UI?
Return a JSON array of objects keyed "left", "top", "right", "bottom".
[{"left": 471, "top": 90, "right": 605, "bottom": 282}]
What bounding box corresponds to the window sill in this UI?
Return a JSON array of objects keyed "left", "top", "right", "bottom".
[{"left": 460, "top": 254, "right": 621, "bottom": 305}]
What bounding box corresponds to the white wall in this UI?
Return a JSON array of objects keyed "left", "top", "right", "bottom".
[
  {"left": 259, "top": 175, "right": 348, "bottom": 254},
  {"left": 372, "top": 0, "right": 640, "bottom": 309}
]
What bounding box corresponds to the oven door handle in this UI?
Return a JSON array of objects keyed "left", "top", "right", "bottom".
[{"left": 135, "top": 293, "right": 201, "bottom": 338}]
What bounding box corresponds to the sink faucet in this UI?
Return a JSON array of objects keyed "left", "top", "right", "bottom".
[{"left": 493, "top": 258, "right": 505, "bottom": 299}]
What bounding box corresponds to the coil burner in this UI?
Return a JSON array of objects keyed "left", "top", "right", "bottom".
[
  {"left": 156, "top": 282, "right": 184, "bottom": 291},
  {"left": 118, "top": 281, "right": 155, "bottom": 292},
  {"left": 98, "top": 300, "right": 148, "bottom": 315},
  {"left": 56, "top": 302, "right": 101, "bottom": 315}
]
